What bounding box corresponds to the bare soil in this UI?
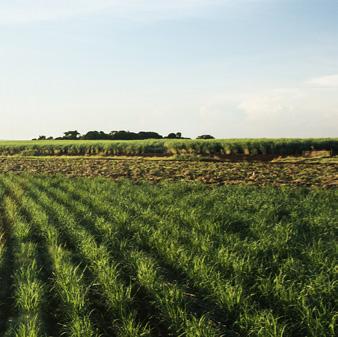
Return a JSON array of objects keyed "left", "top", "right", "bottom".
[{"left": 0, "top": 157, "right": 336, "bottom": 188}]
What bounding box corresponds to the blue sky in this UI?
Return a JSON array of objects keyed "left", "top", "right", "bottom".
[{"left": 0, "top": 0, "right": 337, "bottom": 139}]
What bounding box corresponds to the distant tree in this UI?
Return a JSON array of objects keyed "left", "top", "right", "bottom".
[
  {"left": 63, "top": 130, "right": 80, "bottom": 140},
  {"left": 166, "top": 133, "right": 178, "bottom": 139},
  {"left": 47, "top": 136, "right": 54, "bottom": 140},
  {"left": 138, "top": 131, "right": 163, "bottom": 139},
  {"left": 38, "top": 135, "right": 47, "bottom": 140},
  {"left": 197, "top": 135, "right": 215, "bottom": 139},
  {"left": 82, "top": 131, "right": 109, "bottom": 140},
  {"left": 110, "top": 130, "right": 133, "bottom": 140},
  {"left": 100, "top": 131, "right": 111, "bottom": 140},
  {"left": 166, "top": 132, "right": 184, "bottom": 139},
  {"left": 43, "top": 130, "right": 165, "bottom": 141}
]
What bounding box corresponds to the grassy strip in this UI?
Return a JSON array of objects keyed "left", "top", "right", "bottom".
[
  {"left": 30, "top": 177, "right": 225, "bottom": 336},
  {"left": 0, "top": 186, "right": 13, "bottom": 335},
  {"left": 112, "top": 183, "right": 337, "bottom": 337},
  {"left": 53, "top": 176, "right": 336, "bottom": 337},
  {"left": 46, "top": 178, "right": 265, "bottom": 334},
  {"left": 127, "top": 250, "right": 222, "bottom": 337},
  {"left": 0, "top": 215, "right": 6, "bottom": 330},
  {"left": 2, "top": 175, "right": 336, "bottom": 337},
  {"left": 30, "top": 176, "right": 282, "bottom": 336},
  {"left": 1, "top": 183, "right": 46, "bottom": 337},
  {"left": 3, "top": 176, "right": 99, "bottom": 337},
  {"left": 10, "top": 175, "right": 150, "bottom": 337}
]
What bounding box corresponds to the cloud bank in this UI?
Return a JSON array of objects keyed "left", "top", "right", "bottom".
[
  {"left": 198, "top": 74, "right": 338, "bottom": 137},
  {"left": 236, "top": 76, "right": 338, "bottom": 137}
]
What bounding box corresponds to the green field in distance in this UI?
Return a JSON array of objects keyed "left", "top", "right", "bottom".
[{"left": 0, "top": 138, "right": 337, "bottom": 157}]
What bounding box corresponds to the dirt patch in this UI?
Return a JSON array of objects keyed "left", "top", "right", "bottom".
[
  {"left": 303, "top": 150, "right": 332, "bottom": 158},
  {"left": 0, "top": 157, "right": 336, "bottom": 188}
]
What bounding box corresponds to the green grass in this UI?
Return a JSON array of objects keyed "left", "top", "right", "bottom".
[
  {"left": 0, "top": 175, "right": 336, "bottom": 336},
  {"left": 0, "top": 138, "right": 337, "bottom": 157},
  {"left": 2, "top": 190, "right": 46, "bottom": 337}
]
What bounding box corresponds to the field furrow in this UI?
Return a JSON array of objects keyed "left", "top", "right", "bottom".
[
  {"left": 27, "top": 175, "right": 336, "bottom": 337},
  {"left": 6, "top": 176, "right": 100, "bottom": 337},
  {"left": 29, "top": 177, "right": 226, "bottom": 336},
  {"left": 0, "top": 187, "right": 13, "bottom": 335},
  {"left": 12, "top": 175, "right": 151, "bottom": 337},
  {"left": 1, "top": 184, "right": 47, "bottom": 337},
  {"left": 0, "top": 174, "right": 335, "bottom": 337}
]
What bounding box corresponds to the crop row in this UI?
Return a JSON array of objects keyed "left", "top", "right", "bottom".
[
  {"left": 0, "top": 175, "right": 336, "bottom": 336},
  {"left": 0, "top": 138, "right": 337, "bottom": 157}
]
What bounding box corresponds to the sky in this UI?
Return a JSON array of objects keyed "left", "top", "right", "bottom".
[{"left": 0, "top": 0, "right": 337, "bottom": 139}]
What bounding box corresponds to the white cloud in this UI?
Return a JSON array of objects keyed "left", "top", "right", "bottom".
[
  {"left": 306, "top": 74, "right": 338, "bottom": 88},
  {"left": 237, "top": 89, "right": 301, "bottom": 122},
  {"left": 0, "top": 0, "right": 224, "bottom": 24},
  {"left": 198, "top": 74, "right": 338, "bottom": 137},
  {"left": 236, "top": 81, "right": 338, "bottom": 136}
]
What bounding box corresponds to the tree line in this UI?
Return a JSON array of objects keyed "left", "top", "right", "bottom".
[{"left": 33, "top": 130, "right": 215, "bottom": 141}]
